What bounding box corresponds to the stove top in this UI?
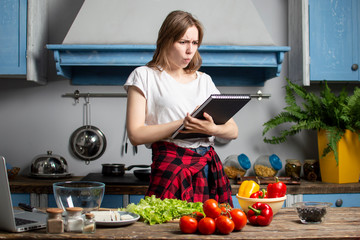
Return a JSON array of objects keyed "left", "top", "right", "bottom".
[{"left": 81, "top": 173, "right": 149, "bottom": 185}]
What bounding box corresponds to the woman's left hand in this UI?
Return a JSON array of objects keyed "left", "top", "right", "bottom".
[
  {"left": 181, "top": 112, "right": 212, "bottom": 135},
  {"left": 182, "top": 112, "right": 238, "bottom": 140},
  {"left": 182, "top": 112, "right": 216, "bottom": 135}
]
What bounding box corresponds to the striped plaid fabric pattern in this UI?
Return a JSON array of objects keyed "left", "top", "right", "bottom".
[{"left": 146, "top": 141, "right": 233, "bottom": 207}]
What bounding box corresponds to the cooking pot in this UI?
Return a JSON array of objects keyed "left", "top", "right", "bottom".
[
  {"left": 133, "top": 169, "right": 151, "bottom": 181},
  {"left": 30, "top": 151, "right": 71, "bottom": 178},
  {"left": 102, "top": 164, "right": 150, "bottom": 178}
]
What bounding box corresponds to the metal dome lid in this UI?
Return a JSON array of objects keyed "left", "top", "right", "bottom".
[{"left": 30, "top": 151, "right": 69, "bottom": 176}]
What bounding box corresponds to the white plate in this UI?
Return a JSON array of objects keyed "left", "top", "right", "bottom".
[{"left": 90, "top": 211, "right": 140, "bottom": 227}]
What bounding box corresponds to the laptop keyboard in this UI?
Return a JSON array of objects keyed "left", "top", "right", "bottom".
[{"left": 15, "top": 217, "right": 37, "bottom": 226}]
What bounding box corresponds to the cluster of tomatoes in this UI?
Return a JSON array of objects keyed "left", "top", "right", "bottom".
[{"left": 179, "top": 199, "right": 247, "bottom": 235}]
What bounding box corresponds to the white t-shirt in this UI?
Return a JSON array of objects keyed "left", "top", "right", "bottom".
[{"left": 124, "top": 66, "right": 220, "bottom": 148}]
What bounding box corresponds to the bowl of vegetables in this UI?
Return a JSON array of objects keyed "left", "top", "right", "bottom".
[
  {"left": 236, "top": 194, "right": 286, "bottom": 215},
  {"left": 293, "top": 201, "right": 332, "bottom": 224},
  {"left": 236, "top": 177, "right": 287, "bottom": 215}
]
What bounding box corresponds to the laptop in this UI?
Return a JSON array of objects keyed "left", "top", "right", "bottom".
[{"left": 0, "top": 156, "right": 47, "bottom": 232}]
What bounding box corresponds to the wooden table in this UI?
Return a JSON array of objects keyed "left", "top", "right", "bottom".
[{"left": 0, "top": 207, "right": 359, "bottom": 239}]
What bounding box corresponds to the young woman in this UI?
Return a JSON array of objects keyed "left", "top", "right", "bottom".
[{"left": 124, "top": 10, "right": 237, "bottom": 206}]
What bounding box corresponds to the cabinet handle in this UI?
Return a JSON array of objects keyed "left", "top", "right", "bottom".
[
  {"left": 335, "top": 199, "right": 343, "bottom": 207},
  {"left": 351, "top": 64, "right": 358, "bottom": 71}
]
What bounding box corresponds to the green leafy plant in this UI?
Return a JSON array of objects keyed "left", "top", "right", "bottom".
[{"left": 262, "top": 78, "right": 360, "bottom": 164}]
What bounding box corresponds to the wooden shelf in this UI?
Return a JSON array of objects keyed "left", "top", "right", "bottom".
[{"left": 47, "top": 44, "right": 290, "bottom": 86}]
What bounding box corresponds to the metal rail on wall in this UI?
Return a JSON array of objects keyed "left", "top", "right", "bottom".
[{"left": 62, "top": 90, "right": 271, "bottom": 101}]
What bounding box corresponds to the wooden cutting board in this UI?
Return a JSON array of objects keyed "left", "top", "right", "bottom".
[{"left": 237, "top": 176, "right": 301, "bottom": 185}]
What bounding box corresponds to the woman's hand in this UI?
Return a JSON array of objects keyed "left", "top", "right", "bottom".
[
  {"left": 182, "top": 112, "right": 215, "bottom": 135},
  {"left": 181, "top": 112, "right": 238, "bottom": 140}
]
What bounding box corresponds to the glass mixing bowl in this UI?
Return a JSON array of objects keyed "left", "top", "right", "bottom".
[{"left": 53, "top": 181, "right": 105, "bottom": 212}]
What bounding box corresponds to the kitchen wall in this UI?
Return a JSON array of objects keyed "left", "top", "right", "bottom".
[{"left": 0, "top": 0, "right": 318, "bottom": 177}]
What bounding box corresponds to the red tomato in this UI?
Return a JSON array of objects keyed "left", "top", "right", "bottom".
[
  {"left": 198, "top": 217, "right": 216, "bottom": 235},
  {"left": 192, "top": 211, "right": 204, "bottom": 222},
  {"left": 179, "top": 216, "right": 198, "bottom": 234},
  {"left": 215, "top": 215, "right": 235, "bottom": 235},
  {"left": 219, "top": 203, "right": 232, "bottom": 218},
  {"left": 230, "top": 209, "right": 247, "bottom": 231},
  {"left": 203, "top": 199, "right": 221, "bottom": 219}
]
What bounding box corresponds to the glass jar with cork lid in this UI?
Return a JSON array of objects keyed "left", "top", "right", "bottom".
[
  {"left": 46, "top": 208, "right": 64, "bottom": 234},
  {"left": 65, "top": 207, "right": 84, "bottom": 232},
  {"left": 83, "top": 212, "right": 96, "bottom": 234}
]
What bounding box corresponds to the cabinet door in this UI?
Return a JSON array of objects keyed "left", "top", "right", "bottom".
[
  {"left": 0, "top": 0, "right": 27, "bottom": 75},
  {"left": 303, "top": 193, "right": 360, "bottom": 207},
  {"left": 309, "top": 0, "right": 359, "bottom": 81}
]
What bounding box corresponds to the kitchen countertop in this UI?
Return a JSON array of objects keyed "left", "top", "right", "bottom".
[
  {"left": 9, "top": 175, "right": 360, "bottom": 195},
  {"left": 0, "top": 207, "right": 359, "bottom": 239}
]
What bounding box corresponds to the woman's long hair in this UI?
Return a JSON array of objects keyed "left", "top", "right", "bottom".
[{"left": 147, "top": 10, "right": 204, "bottom": 73}]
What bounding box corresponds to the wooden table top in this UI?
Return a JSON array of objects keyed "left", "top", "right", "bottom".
[
  {"left": 9, "top": 175, "right": 360, "bottom": 195},
  {"left": 1, "top": 207, "right": 359, "bottom": 239}
]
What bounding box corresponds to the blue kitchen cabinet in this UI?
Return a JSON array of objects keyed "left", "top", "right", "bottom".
[
  {"left": 11, "top": 193, "right": 360, "bottom": 210},
  {"left": 303, "top": 193, "right": 360, "bottom": 207},
  {"left": 101, "top": 195, "right": 124, "bottom": 208},
  {"left": 0, "top": 0, "right": 27, "bottom": 75},
  {"left": 309, "top": 0, "right": 359, "bottom": 82},
  {"left": 47, "top": 194, "right": 125, "bottom": 209},
  {"left": 10, "top": 193, "right": 30, "bottom": 207},
  {"left": 48, "top": 194, "right": 142, "bottom": 209}
]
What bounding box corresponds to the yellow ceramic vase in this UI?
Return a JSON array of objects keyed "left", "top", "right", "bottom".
[{"left": 317, "top": 129, "right": 360, "bottom": 184}]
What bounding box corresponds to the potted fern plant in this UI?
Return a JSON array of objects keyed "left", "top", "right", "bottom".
[{"left": 262, "top": 78, "right": 360, "bottom": 183}]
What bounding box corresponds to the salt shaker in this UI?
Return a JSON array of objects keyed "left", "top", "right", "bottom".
[
  {"left": 46, "top": 208, "right": 64, "bottom": 234},
  {"left": 83, "top": 213, "right": 96, "bottom": 234},
  {"left": 65, "top": 207, "right": 84, "bottom": 232}
]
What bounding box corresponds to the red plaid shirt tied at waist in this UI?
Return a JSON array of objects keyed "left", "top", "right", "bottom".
[{"left": 146, "top": 141, "right": 233, "bottom": 207}]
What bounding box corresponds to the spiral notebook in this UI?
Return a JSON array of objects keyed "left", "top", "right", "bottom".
[{"left": 171, "top": 94, "right": 251, "bottom": 139}]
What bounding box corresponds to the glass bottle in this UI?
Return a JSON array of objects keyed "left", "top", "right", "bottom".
[
  {"left": 285, "top": 159, "right": 301, "bottom": 180},
  {"left": 46, "top": 208, "right": 64, "bottom": 234},
  {"left": 253, "top": 154, "right": 282, "bottom": 177},
  {"left": 83, "top": 213, "right": 96, "bottom": 234},
  {"left": 303, "top": 159, "right": 320, "bottom": 181},
  {"left": 65, "top": 207, "right": 84, "bottom": 232}
]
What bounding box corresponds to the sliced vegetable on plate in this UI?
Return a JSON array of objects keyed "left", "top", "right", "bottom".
[{"left": 90, "top": 210, "right": 140, "bottom": 227}]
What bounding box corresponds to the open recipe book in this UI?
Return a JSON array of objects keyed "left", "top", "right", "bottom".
[{"left": 171, "top": 94, "right": 251, "bottom": 139}]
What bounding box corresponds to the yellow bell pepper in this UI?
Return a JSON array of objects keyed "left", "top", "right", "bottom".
[{"left": 238, "top": 180, "right": 260, "bottom": 198}]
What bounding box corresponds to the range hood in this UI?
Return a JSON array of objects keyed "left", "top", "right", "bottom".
[{"left": 47, "top": 0, "right": 290, "bottom": 86}]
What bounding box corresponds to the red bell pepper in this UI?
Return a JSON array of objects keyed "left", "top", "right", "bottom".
[
  {"left": 267, "top": 177, "right": 287, "bottom": 198},
  {"left": 247, "top": 202, "right": 273, "bottom": 226},
  {"left": 250, "top": 189, "right": 268, "bottom": 198}
]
